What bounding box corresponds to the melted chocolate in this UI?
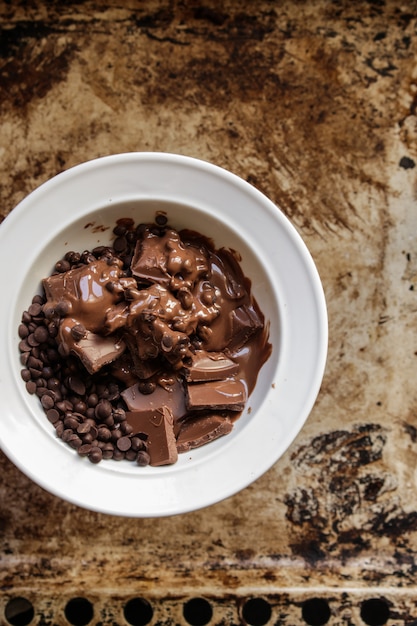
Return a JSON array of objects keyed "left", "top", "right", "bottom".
[{"left": 40, "top": 217, "right": 272, "bottom": 464}]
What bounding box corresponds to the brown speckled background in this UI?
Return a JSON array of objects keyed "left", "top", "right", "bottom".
[{"left": 2, "top": 1, "right": 417, "bottom": 625}]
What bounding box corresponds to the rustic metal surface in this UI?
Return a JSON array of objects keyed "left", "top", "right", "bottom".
[{"left": 1, "top": 1, "right": 417, "bottom": 624}]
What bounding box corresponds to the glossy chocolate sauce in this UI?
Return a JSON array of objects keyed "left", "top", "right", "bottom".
[{"left": 34, "top": 216, "right": 272, "bottom": 466}]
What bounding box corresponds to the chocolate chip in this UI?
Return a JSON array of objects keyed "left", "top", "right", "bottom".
[
  {"left": 28, "top": 303, "right": 42, "bottom": 316},
  {"left": 43, "top": 304, "right": 55, "bottom": 319},
  {"left": 138, "top": 381, "right": 156, "bottom": 395},
  {"left": 112, "top": 448, "right": 125, "bottom": 461},
  {"left": 71, "top": 323, "right": 87, "bottom": 342},
  {"left": 68, "top": 376, "right": 86, "bottom": 396},
  {"left": 111, "top": 429, "right": 122, "bottom": 443},
  {"left": 19, "top": 339, "right": 31, "bottom": 353},
  {"left": 64, "top": 251, "right": 81, "bottom": 264},
  {"left": 155, "top": 213, "right": 168, "bottom": 226},
  {"left": 21, "top": 368, "right": 31, "bottom": 382},
  {"left": 105, "top": 281, "right": 117, "bottom": 293},
  {"left": 120, "top": 421, "right": 133, "bottom": 436},
  {"left": 21, "top": 311, "right": 32, "bottom": 324},
  {"left": 62, "top": 428, "right": 75, "bottom": 443},
  {"left": 18, "top": 324, "right": 29, "bottom": 339},
  {"left": 27, "top": 356, "right": 43, "bottom": 370},
  {"left": 113, "top": 236, "right": 128, "bottom": 252},
  {"left": 55, "top": 421, "right": 64, "bottom": 437},
  {"left": 41, "top": 366, "right": 54, "bottom": 380},
  {"left": 32, "top": 326, "right": 48, "bottom": 344},
  {"left": 73, "top": 399, "right": 88, "bottom": 414},
  {"left": 178, "top": 288, "right": 193, "bottom": 310},
  {"left": 113, "top": 408, "right": 126, "bottom": 422},
  {"left": 46, "top": 408, "right": 60, "bottom": 424},
  {"left": 97, "top": 427, "right": 112, "bottom": 442},
  {"left": 95, "top": 399, "right": 112, "bottom": 419},
  {"left": 131, "top": 436, "right": 146, "bottom": 452},
  {"left": 113, "top": 224, "right": 127, "bottom": 236},
  {"left": 76, "top": 422, "right": 91, "bottom": 434},
  {"left": 117, "top": 436, "right": 132, "bottom": 452},
  {"left": 64, "top": 416, "right": 80, "bottom": 430},
  {"left": 102, "top": 443, "right": 114, "bottom": 459},
  {"left": 137, "top": 451, "right": 151, "bottom": 466},
  {"left": 125, "top": 449, "right": 138, "bottom": 461},
  {"left": 55, "top": 301, "right": 71, "bottom": 316},
  {"left": 68, "top": 434, "right": 82, "bottom": 449},
  {"left": 88, "top": 447, "right": 103, "bottom": 464},
  {"left": 81, "top": 251, "right": 96, "bottom": 264},
  {"left": 87, "top": 424, "right": 98, "bottom": 439},
  {"left": 80, "top": 432, "right": 94, "bottom": 445},
  {"left": 55, "top": 259, "right": 71, "bottom": 273},
  {"left": 103, "top": 414, "right": 115, "bottom": 428},
  {"left": 56, "top": 400, "right": 73, "bottom": 413},
  {"left": 47, "top": 377, "right": 60, "bottom": 391},
  {"left": 20, "top": 352, "right": 30, "bottom": 366},
  {"left": 87, "top": 393, "right": 99, "bottom": 407},
  {"left": 78, "top": 444, "right": 93, "bottom": 457},
  {"left": 47, "top": 322, "right": 59, "bottom": 338},
  {"left": 25, "top": 381, "right": 37, "bottom": 394},
  {"left": 161, "top": 333, "right": 174, "bottom": 352},
  {"left": 41, "top": 395, "right": 55, "bottom": 410}
]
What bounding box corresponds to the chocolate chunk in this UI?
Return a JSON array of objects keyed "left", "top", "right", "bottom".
[
  {"left": 43, "top": 258, "right": 127, "bottom": 333},
  {"left": 130, "top": 229, "right": 171, "bottom": 286},
  {"left": 228, "top": 304, "right": 264, "bottom": 351},
  {"left": 121, "top": 378, "right": 187, "bottom": 419},
  {"left": 131, "top": 226, "right": 209, "bottom": 290},
  {"left": 125, "top": 408, "right": 178, "bottom": 466},
  {"left": 183, "top": 350, "right": 239, "bottom": 382},
  {"left": 123, "top": 335, "right": 162, "bottom": 379},
  {"left": 186, "top": 379, "right": 247, "bottom": 411},
  {"left": 176, "top": 414, "right": 233, "bottom": 452},
  {"left": 59, "top": 318, "right": 126, "bottom": 374}
]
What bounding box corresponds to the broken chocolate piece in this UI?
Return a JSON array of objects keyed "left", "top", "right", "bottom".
[
  {"left": 121, "top": 377, "right": 187, "bottom": 419},
  {"left": 186, "top": 379, "right": 247, "bottom": 411},
  {"left": 176, "top": 414, "right": 233, "bottom": 452},
  {"left": 59, "top": 318, "right": 126, "bottom": 374},
  {"left": 43, "top": 258, "right": 134, "bottom": 333},
  {"left": 125, "top": 407, "right": 178, "bottom": 466},
  {"left": 131, "top": 226, "right": 209, "bottom": 290},
  {"left": 228, "top": 303, "right": 264, "bottom": 351},
  {"left": 183, "top": 350, "right": 239, "bottom": 382}
]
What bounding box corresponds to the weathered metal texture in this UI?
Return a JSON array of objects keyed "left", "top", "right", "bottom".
[{"left": 1, "top": 1, "right": 417, "bottom": 624}]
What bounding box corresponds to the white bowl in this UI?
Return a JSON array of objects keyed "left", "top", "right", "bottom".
[{"left": 0, "top": 153, "right": 327, "bottom": 517}]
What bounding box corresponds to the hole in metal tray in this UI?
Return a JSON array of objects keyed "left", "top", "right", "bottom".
[
  {"left": 1, "top": 593, "right": 397, "bottom": 625},
  {"left": 64, "top": 597, "right": 94, "bottom": 626},
  {"left": 124, "top": 597, "right": 153, "bottom": 625},
  {"left": 4, "top": 598, "right": 34, "bottom": 626}
]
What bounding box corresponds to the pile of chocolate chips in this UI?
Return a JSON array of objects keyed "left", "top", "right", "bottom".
[
  {"left": 19, "top": 293, "right": 152, "bottom": 466},
  {"left": 18, "top": 215, "right": 270, "bottom": 467}
]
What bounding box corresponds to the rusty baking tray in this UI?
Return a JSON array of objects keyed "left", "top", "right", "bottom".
[{"left": 2, "top": 0, "right": 417, "bottom": 624}]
